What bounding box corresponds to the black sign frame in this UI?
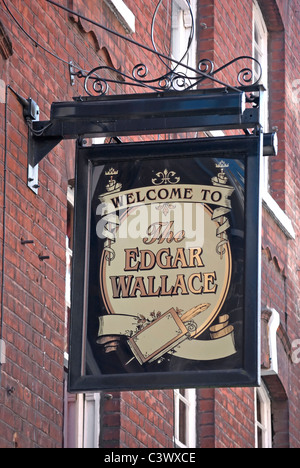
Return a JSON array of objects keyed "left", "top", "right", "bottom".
[{"left": 68, "top": 135, "right": 262, "bottom": 392}]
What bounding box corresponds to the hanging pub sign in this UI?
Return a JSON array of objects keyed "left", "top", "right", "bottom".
[{"left": 69, "top": 135, "right": 261, "bottom": 392}]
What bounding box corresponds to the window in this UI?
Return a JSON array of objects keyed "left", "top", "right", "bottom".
[
  {"left": 253, "top": 1, "right": 269, "bottom": 191},
  {"left": 104, "top": 0, "right": 135, "bottom": 34},
  {"left": 66, "top": 186, "right": 74, "bottom": 310},
  {"left": 64, "top": 390, "right": 101, "bottom": 448},
  {"left": 253, "top": 1, "right": 268, "bottom": 93},
  {"left": 171, "top": 0, "right": 197, "bottom": 78},
  {"left": 174, "top": 389, "right": 196, "bottom": 448},
  {"left": 64, "top": 186, "right": 101, "bottom": 448},
  {"left": 252, "top": 1, "right": 295, "bottom": 239},
  {"left": 255, "top": 384, "right": 272, "bottom": 448}
]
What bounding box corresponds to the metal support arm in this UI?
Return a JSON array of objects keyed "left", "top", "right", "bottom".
[{"left": 27, "top": 87, "right": 275, "bottom": 167}]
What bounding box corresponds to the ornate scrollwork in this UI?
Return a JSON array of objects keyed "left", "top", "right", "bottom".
[
  {"left": 132, "top": 63, "right": 148, "bottom": 80},
  {"left": 214, "top": 56, "right": 262, "bottom": 87},
  {"left": 89, "top": 76, "right": 108, "bottom": 96},
  {"left": 185, "top": 320, "right": 198, "bottom": 339},
  {"left": 78, "top": 55, "right": 262, "bottom": 97},
  {"left": 65, "top": 1, "right": 263, "bottom": 97},
  {"left": 152, "top": 169, "right": 181, "bottom": 186},
  {"left": 238, "top": 67, "right": 256, "bottom": 86},
  {"left": 198, "top": 58, "right": 214, "bottom": 75}
]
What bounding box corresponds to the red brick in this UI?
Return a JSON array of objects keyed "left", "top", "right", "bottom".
[{"left": 0, "top": 0, "right": 299, "bottom": 451}]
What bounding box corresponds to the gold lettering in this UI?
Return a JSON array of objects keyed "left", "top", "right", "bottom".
[
  {"left": 143, "top": 222, "right": 162, "bottom": 245},
  {"left": 188, "top": 273, "right": 203, "bottom": 294},
  {"left": 203, "top": 272, "right": 217, "bottom": 294},
  {"left": 143, "top": 222, "right": 185, "bottom": 245},
  {"left": 130, "top": 276, "right": 148, "bottom": 297},
  {"left": 156, "top": 248, "right": 173, "bottom": 269},
  {"left": 189, "top": 248, "right": 205, "bottom": 268},
  {"left": 172, "top": 274, "right": 189, "bottom": 296},
  {"left": 124, "top": 248, "right": 139, "bottom": 271},
  {"left": 173, "top": 248, "right": 188, "bottom": 268},
  {"left": 140, "top": 250, "right": 156, "bottom": 271},
  {"left": 147, "top": 276, "right": 161, "bottom": 297},
  {"left": 110, "top": 275, "right": 133, "bottom": 298},
  {"left": 160, "top": 275, "right": 173, "bottom": 296},
  {"left": 110, "top": 271, "right": 219, "bottom": 299},
  {"left": 125, "top": 247, "right": 205, "bottom": 271}
]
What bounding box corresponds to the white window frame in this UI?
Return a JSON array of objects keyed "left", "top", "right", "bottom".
[
  {"left": 255, "top": 383, "right": 272, "bottom": 448},
  {"left": 253, "top": 1, "right": 269, "bottom": 94},
  {"left": 64, "top": 388, "right": 101, "bottom": 448},
  {"left": 252, "top": 2, "right": 295, "bottom": 240},
  {"left": 104, "top": 0, "right": 135, "bottom": 34},
  {"left": 66, "top": 187, "right": 74, "bottom": 310},
  {"left": 64, "top": 186, "right": 101, "bottom": 449},
  {"left": 253, "top": 0, "right": 269, "bottom": 194},
  {"left": 171, "top": 0, "right": 197, "bottom": 78},
  {"left": 174, "top": 388, "right": 196, "bottom": 448}
]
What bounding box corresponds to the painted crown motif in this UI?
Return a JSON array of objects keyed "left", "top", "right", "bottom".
[
  {"left": 105, "top": 168, "right": 119, "bottom": 177},
  {"left": 215, "top": 160, "right": 229, "bottom": 169}
]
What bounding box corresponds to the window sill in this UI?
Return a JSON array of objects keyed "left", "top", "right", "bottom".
[
  {"left": 104, "top": 0, "right": 135, "bottom": 34},
  {"left": 262, "top": 190, "right": 296, "bottom": 240}
]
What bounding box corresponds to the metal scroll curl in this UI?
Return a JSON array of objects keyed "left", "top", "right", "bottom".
[
  {"left": 65, "top": 0, "right": 263, "bottom": 96},
  {"left": 80, "top": 56, "right": 262, "bottom": 96},
  {"left": 83, "top": 63, "right": 195, "bottom": 96}
]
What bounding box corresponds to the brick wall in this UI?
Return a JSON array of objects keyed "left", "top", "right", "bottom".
[
  {"left": 0, "top": 0, "right": 299, "bottom": 449},
  {"left": 0, "top": 0, "right": 92, "bottom": 448},
  {"left": 0, "top": 0, "right": 175, "bottom": 448},
  {"left": 100, "top": 391, "right": 174, "bottom": 449},
  {"left": 214, "top": 388, "right": 255, "bottom": 448},
  {"left": 266, "top": 0, "right": 300, "bottom": 448},
  {"left": 0, "top": 0, "right": 70, "bottom": 447},
  {"left": 197, "top": 0, "right": 300, "bottom": 449}
]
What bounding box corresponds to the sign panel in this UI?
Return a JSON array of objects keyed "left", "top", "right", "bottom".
[{"left": 69, "top": 136, "right": 262, "bottom": 392}]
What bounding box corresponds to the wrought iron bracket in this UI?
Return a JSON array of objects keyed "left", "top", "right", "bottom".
[{"left": 27, "top": 86, "right": 276, "bottom": 168}]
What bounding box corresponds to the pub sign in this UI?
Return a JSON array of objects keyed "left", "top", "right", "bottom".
[{"left": 69, "top": 136, "right": 261, "bottom": 392}]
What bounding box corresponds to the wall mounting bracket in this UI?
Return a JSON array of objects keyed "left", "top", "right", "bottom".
[{"left": 27, "top": 86, "right": 277, "bottom": 168}]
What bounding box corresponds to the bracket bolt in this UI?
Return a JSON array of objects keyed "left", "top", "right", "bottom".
[
  {"left": 21, "top": 239, "right": 34, "bottom": 245},
  {"left": 38, "top": 254, "right": 50, "bottom": 261}
]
